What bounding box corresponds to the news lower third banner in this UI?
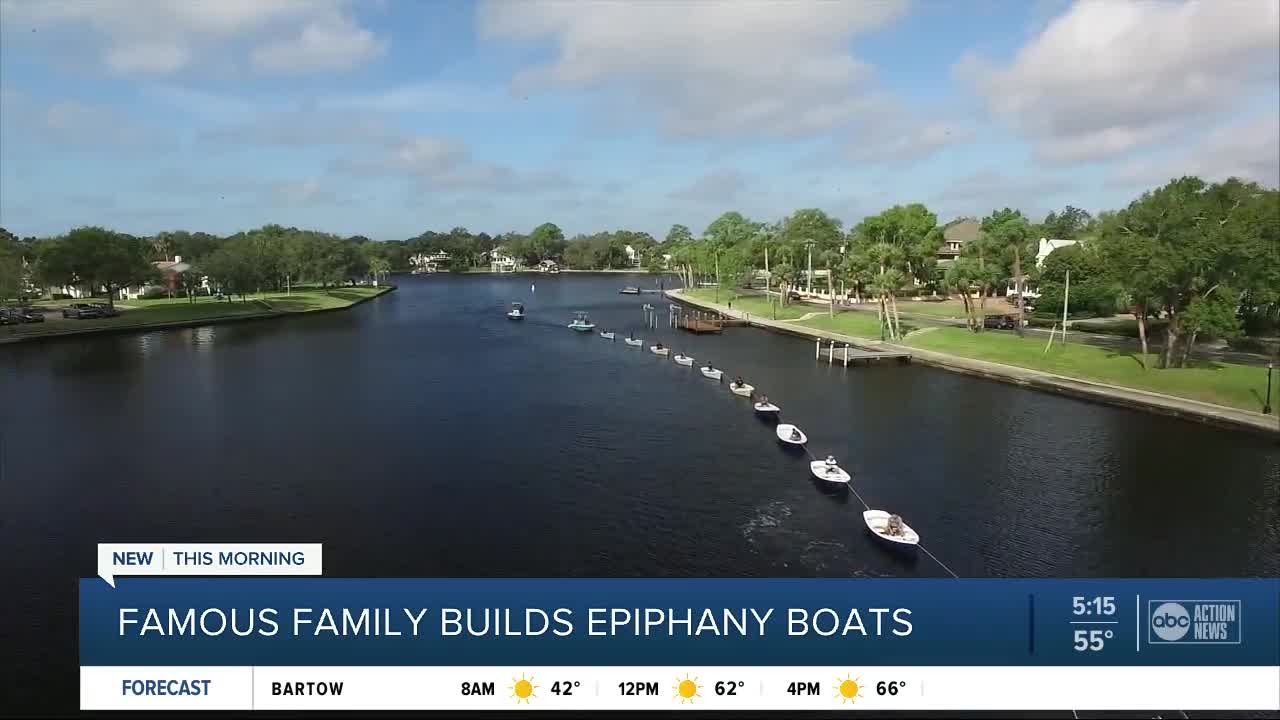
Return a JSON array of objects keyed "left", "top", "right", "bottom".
[{"left": 80, "top": 578, "right": 1280, "bottom": 711}]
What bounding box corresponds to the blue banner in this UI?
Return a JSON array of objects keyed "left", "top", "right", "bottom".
[{"left": 80, "top": 578, "right": 1278, "bottom": 666}]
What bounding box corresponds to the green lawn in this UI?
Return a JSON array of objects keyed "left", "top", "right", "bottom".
[
  {"left": 893, "top": 298, "right": 1017, "bottom": 318},
  {"left": 5, "top": 286, "right": 389, "bottom": 339},
  {"left": 682, "top": 288, "right": 811, "bottom": 320},
  {"left": 796, "top": 311, "right": 897, "bottom": 339},
  {"left": 904, "top": 327, "right": 1269, "bottom": 412}
]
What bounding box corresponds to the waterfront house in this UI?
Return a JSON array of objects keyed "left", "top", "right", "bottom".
[
  {"left": 623, "top": 245, "right": 642, "bottom": 268},
  {"left": 119, "top": 256, "right": 208, "bottom": 300},
  {"left": 937, "top": 218, "right": 980, "bottom": 266},
  {"left": 1004, "top": 238, "right": 1082, "bottom": 300},
  {"left": 409, "top": 251, "right": 450, "bottom": 274},
  {"left": 488, "top": 248, "right": 519, "bottom": 273},
  {"left": 537, "top": 259, "right": 559, "bottom": 273}
]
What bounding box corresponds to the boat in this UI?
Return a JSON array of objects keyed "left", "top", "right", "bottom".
[
  {"left": 506, "top": 302, "right": 526, "bottom": 320},
  {"left": 700, "top": 365, "right": 723, "bottom": 380},
  {"left": 600, "top": 330, "right": 616, "bottom": 340},
  {"left": 776, "top": 423, "right": 807, "bottom": 445},
  {"left": 624, "top": 336, "right": 643, "bottom": 347},
  {"left": 650, "top": 343, "right": 670, "bottom": 356},
  {"left": 753, "top": 399, "right": 781, "bottom": 415},
  {"left": 728, "top": 379, "right": 754, "bottom": 397},
  {"left": 619, "top": 287, "right": 640, "bottom": 295},
  {"left": 810, "top": 456, "right": 850, "bottom": 484},
  {"left": 863, "top": 510, "right": 920, "bottom": 547},
  {"left": 567, "top": 311, "right": 595, "bottom": 332},
  {"left": 673, "top": 353, "right": 694, "bottom": 366}
]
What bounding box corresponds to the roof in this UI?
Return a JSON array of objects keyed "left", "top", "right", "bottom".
[
  {"left": 154, "top": 260, "right": 191, "bottom": 273},
  {"left": 942, "top": 218, "right": 981, "bottom": 244}
]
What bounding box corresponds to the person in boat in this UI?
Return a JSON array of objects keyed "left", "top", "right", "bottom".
[
  {"left": 734, "top": 376, "right": 744, "bottom": 387},
  {"left": 790, "top": 428, "right": 802, "bottom": 442},
  {"left": 656, "top": 342, "right": 664, "bottom": 349},
  {"left": 759, "top": 394, "right": 768, "bottom": 404},
  {"left": 825, "top": 455, "right": 837, "bottom": 466},
  {"left": 887, "top": 514, "right": 903, "bottom": 536},
  {"left": 706, "top": 362, "right": 714, "bottom": 370}
]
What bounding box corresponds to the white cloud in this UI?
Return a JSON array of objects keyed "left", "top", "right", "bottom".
[
  {"left": 335, "top": 136, "right": 574, "bottom": 194},
  {"left": 1, "top": 92, "right": 176, "bottom": 149},
  {"left": 670, "top": 169, "right": 751, "bottom": 204},
  {"left": 930, "top": 169, "right": 1077, "bottom": 221},
  {"left": 478, "top": 0, "right": 909, "bottom": 138},
  {"left": 1, "top": 0, "right": 381, "bottom": 76},
  {"left": 1109, "top": 111, "right": 1280, "bottom": 190},
  {"left": 251, "top": 16, "right": 386, "bottom": 75},
  {"left": 959, "top": 0, "right": 1280, "bottom": 163}
]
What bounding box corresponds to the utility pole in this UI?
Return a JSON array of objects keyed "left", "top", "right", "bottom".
[
  {"left": 806, "top": 241, "right": 814, "bottom": 294},
  {"left": 1061, "top": 269, "right": 1070, "bottom": 346}
]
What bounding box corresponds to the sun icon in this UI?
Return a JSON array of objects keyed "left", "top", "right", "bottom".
[
  {"left": 509, "top": 673, "right": 537, "bottom": 704},
  {"left": 672, "top": 674, "right": 701, "bottom": 704},
  {"left": 834, "top": 674, "right": 863, "bottom": 705}
]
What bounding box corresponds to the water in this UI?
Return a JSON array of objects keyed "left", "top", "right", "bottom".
[{"left": 2, "top": 273, "right": 1278, "bottom": 714}]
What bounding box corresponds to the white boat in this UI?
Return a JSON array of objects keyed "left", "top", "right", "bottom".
[
  {"left": 600, "top": 331, "right": 615, "bottom": 340},
  {"left": 673, "top": 354, "right": 694, "bottom": 366},
  {"left": 567, "top": 311, "right": 595, "bottom": 332},
  {"left": 650, "top": 344, "right": 670, "bottom": 356},
  {"left": 700, "top": 366, "right": 723, "bottom": 380},
  {"left": 753, "top": 401, "right": 780, "bottom": 415},
  {"left": 728, "top": 381, "right": 754, "bottom": 397},
  {"left": 624, "top": 336, "right": 643, "bottom": 347},
  {"left": 863, "top": 510, "right": 920, "bottom": 547},
  {"left": 506, "top": 302, "right": 525, "bottom": 320},
  {"left": 810, "top": 457, "right": 850, "bottom": 484},
  {"left": 776, "top": 423, "right": 807, "bottom": 445}
]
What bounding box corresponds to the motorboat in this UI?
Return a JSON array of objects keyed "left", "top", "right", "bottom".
[
  {"left": 863, "top": 510, "right": 920, "bottom": 547},
  {"left": 700, "top": 365, "right": 723, "bottom": 380},
  {"left": 776, "top": 423, "right": 807, "bottom": 445},
  {"left": 619, "top": 287, "right": 640, "bottom": 295},
  {"left": 600, "top": 330, "right": 616, "bottom": 340},
  {"left": 673, "top": 353, "right": 694, "bottom": 366},
  {"left": 728, "top": 379, "right": 754, "bottom": 397},
  {"left": 753, "top": 399, "right": 781, "bottom": 415},
  {"left": 624, "top": 335, "right": 643, "bottom": 346},
  {"left": 506, "top": 302, "right": 525, "bottom": 320},
  {"left": 568, "top": 311, "right": 595, "bottom": 332},
  {"left": 650, "top": 343, "right": 670, "bottom": 356},
  {"left": 810, "top": 456, "right": 850, "bottom": 484}
]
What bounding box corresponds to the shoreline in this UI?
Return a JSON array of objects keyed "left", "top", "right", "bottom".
[
  {"left": 667, "top": 288, "right": 1278, "bottom": 438},
  {"left": 1, "top": 285, "right": 395, "bottom": 346}
]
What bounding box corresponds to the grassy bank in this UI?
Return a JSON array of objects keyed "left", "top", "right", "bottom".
[
  {"left": 4, "top": 286, "right": 390, "bottom": 340},
  {"left": 681, "top": 288, "right": 810, "bottom": 320},
  {"left": 904, "top": 327, "right": 1268, "bottom": 412}
]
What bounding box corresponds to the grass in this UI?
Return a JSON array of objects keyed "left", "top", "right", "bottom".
[
  {"left": 682, "top": 288, "right": 811, "bottom": 320},
  {"left": 904, "top": 327, "right": 1269, "bottom": 412},
  {"left": 796, "top": 311, "right": 899, "bottom": 339},
  {"left": 4, "top": 286, "right": 389, "bottom": 339},
  {"left": 892, "top": 298, "right": 1018, "bottom": 318}
]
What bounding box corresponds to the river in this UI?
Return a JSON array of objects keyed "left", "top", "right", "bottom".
[{"left": 2, "top": 272, "right": 1278, "bottom": 714}]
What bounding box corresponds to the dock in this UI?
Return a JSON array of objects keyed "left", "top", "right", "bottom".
[
  {"left": 667, "top": 305, "right": 748, "bottom": 334},
  {"left": 815, "top": 339, "right": 912, "bottom": 366}
]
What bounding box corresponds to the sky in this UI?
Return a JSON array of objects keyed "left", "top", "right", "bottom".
[{"left": 1, "top": 0, "right": 1277, "bottom": 241}]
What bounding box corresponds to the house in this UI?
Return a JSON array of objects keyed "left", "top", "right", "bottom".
[
  {"left": 120, "top": 256, "right": 207, "bottom": 299},
  {"left": 623, "top": 244, "right": 642, "bottom": 267},
  {"left": 488, "top": 248, "right": 518, "bottom": 273},
  {"left": 1036, "top": 237, "right": 1077, "bottom": 267},
  {"left": 537, "top": 259, "right": 559, "bottom": 273},
  {"left": 937, "top": 218, "right": 980, "bottom": 265},
  {"left": 409, "top": 251, "right": 450, "bottom": 274}
]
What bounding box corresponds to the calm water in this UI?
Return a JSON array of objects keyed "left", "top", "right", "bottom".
[{"left": 2, "top": 273, "right": 1278, "bottom": 713}]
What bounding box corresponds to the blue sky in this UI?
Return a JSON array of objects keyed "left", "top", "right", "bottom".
[{"left": 1, "top": 0, "right": 1276, "bottom": 240}]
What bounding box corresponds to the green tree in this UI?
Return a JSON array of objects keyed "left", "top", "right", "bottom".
[
  {"left": 526, "top": 222, "right": 566, "bottom": 263},
  {"left": 37, "top": 227, "right": 153, "bottom": 309},
  {"left": 665, "top": 224, "right": 694, "bottom": 245},
  {"left": 0, "top": 231, "right": 21, "bottom": 303},
  {"left": 1041, "top": 206, "right": 1093, "bottom": 240},
  {"left": 980, "top": 208, "right": 1036, "bottom": 335}
]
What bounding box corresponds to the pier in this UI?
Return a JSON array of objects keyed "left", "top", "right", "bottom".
[
  {"left": 666, "top": 305, "right": 748, "bottom": 334},
  {"left": 816, "top": 340, "right": 912, "bottom": 366}
]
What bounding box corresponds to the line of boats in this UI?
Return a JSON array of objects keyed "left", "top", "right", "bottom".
[{"left": 507, "top": 303, "right": 921, "bottom": 548}]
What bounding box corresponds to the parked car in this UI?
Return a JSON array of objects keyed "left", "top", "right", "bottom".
[
  {"left": 90, "top": 302, "right": 120, "bottom": 318},
  {"left": 2, "top": 307, "right": 44, "bottom": 323},
  {"left": 983, "top": 314, "right": 1019, "bottom": 330},
  {"left": 63, "top": 303, "right": 104, "bottom": 319}
]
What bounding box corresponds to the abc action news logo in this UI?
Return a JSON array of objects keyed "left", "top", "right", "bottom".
[{"left": 1148, "top": 600, "right": 1242, "bottom": 644}]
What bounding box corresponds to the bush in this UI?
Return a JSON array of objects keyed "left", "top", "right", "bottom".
[
  {"left": 51, "top": 292, "right": 71, "bottom": 300},
  {"left": 1226, "top": 336, "right": 1276, "bottom": 354},
  {"left": 142, "top": 286, "right": 168, "bottom": 299},
  {"left": 1072, "top": 318, "right": 1169, "bottom": 338}
]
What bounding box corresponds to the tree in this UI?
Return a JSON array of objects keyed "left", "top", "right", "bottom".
[
  {"left": 0, "top": 231, "right": 21, "bottom": 303},
  {"left": 1041, "top": 206, "right": 1093, "bottom": 240},
  {"left": 37, "top": 227, "right": 152, "bottom": 309},
  {"left": 980, "top": 208, "right": 1036, "bottom": 335},
  {"left": 526, "top": 222, "right": 566, "bottom": 263},
  {"left": 665, "top": 224, "right": 694, "bottom": 245},
  {"left": 1098, "top": 176, "right": 1276, "bottom": 368}
]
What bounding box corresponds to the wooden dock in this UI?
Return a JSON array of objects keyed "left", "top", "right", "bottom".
[{"left": 816, "top": 339, "right": 911, "bottom": 366}]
